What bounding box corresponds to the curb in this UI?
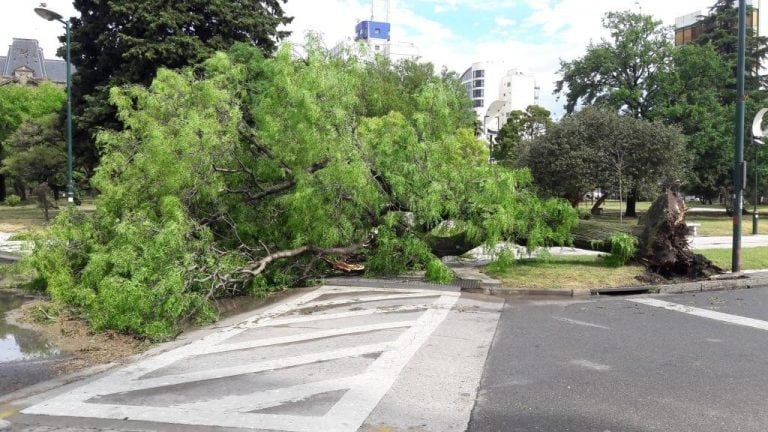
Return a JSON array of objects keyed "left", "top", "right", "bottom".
[{"left": 453, "top": 269, "right": 768, "bottom": 298}]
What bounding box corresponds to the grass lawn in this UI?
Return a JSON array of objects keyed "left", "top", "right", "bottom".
[
  {"left": 484, "top": 255, "right": 646, "bottom": 290},
  {"left": 0, "top": 202, "right": 95, "bottom": 233},
  {"left": 694, "top": 246, "right": 768, "bottom": 271},
  {"left": 581, "top": 201, "right": 750, "bottom": 237}
]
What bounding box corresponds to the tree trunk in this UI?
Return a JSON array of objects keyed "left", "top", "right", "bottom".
[
  {"left": 624, "top": 189, "right": 638, "bottom": 218},
  {"left": 0, "top": 174, "right": 6, "bottom": 202},
  {"left": 572, "top": 220, "right": 642, "bottom": 252},
  {"left": 590, "top": 194, "right": 609, "bottom": 215}
]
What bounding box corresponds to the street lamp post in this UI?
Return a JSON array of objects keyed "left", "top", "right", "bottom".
[
  {"left": 484, "top": 115, "right": 493, "bottom": 163},
  {"left": 732, "top": 0, "right": 747, "bottom": 272},
  {"left": 751, "top": 108, "right": 768, "bottom": 234},
  {"left": 35, "top": 7, "right": 74, "bottom": 204}
]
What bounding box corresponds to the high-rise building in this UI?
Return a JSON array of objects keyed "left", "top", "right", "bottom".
[
  {"left": 675, "top": 0, "right": 767, "bottom": 46},
  {"left": 460, "top": 61, "right": 538, "bottom": 139},
  {"left": 342, "top": 0, "right": 417, "bottom": 61}
]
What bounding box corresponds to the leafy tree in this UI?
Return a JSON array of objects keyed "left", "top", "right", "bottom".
[
  {"left": 659, "top": 43, "right": 735, "bottom": 202},
  {"left": 555, "top": 11, "right": 673, "bottom": 119},
  {"left": 63, "top": 0, "right": 293, "bottom": 176},
  {"left": 26, "top": 42, "right": 577, "bottom": 340},
  {"left": 1, "top": 115, "right": 67, "bottom": 200},
  {"left": 0, "top": 83, "right": 66, "bottom": 201},
  {"left": 695, "top": 0, "right": 768, "bottom": 94},
  {"left": 493, "top": 105, "right": 552, "bottom": 165},
  {"left": 527, "top": 108, "right": 688, "bottom": 213}
]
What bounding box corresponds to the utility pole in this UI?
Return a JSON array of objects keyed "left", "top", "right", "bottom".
[{"left": 732, "top": 0, "right": 747, "bottom": 272}]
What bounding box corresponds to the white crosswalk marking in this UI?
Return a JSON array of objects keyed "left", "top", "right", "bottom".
[
  {"left": 630, "top": 298, "right": 768, "bottom": 331},
  {"left": 22, "top": 286, "right": 460, "bottom": 432}
]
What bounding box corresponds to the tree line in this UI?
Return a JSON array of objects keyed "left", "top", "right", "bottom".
[{"left": 494, "top": 0, "right": 767, "bottom": 216}]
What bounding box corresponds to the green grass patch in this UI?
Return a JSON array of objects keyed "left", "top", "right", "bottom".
[
  {"left": 484, "top": 255, "right": 646, "bottom": 290},
  {"left": 694, "top": 246, "right": 768, "bottom": 271},
  {"left": 0, "top": 202, "right": 95, "bottom": 232}
]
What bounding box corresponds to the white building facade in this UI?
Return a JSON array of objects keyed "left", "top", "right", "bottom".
[{"left": 460, "top": 61, "right": 539, "bottom": 139}]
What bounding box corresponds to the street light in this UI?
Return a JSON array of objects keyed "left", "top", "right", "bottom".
[
  {"left": 483, "top": 115, "right": 494, "bottom": 163},
  {"left": 35, "top": 6, "right": 74, "bottom": 204},
  {"left": 751, "top": 108, "right": 768, "bottom": 234}
]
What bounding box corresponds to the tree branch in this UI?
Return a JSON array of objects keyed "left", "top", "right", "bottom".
[{"left": 235, "top": 241, "right": 368, "bottom": 277}]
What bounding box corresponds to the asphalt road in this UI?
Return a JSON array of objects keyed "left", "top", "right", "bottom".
[
  {"left": 469, "top": 288, "right": 768, "bottom": 432},
  {"left": 6, "top": 284, "right": 768, "bottom": 431}
]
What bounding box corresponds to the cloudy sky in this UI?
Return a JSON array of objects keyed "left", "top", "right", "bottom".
[{"left": 3, "top": 0, "right": 720, "bottom": 114}]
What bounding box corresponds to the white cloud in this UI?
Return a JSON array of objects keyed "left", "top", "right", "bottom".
[{"left": 495, "top": 17, "right": 517, "bottom": 28}]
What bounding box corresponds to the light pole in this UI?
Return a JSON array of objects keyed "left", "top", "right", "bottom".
[
  {"left": 751, "top": 108, "right": 768, "bottom": 234},
  {"left": 732, "top": 0, "right": 746, "bottom": 272},
  {"left": 484, "top": 115, "right": 493, "bottom": 163},
  {"left": 35, "top": 6, "right": 74, "bottom": 204}
]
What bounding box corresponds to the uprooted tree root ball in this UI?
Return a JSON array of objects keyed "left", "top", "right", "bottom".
[{"left": 638, "top": 191, "right": 722, "bottom": 278}]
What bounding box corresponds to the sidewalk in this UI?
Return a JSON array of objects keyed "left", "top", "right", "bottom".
[{"left": 689, "top": 234, "right": 768, "bottom": 249}]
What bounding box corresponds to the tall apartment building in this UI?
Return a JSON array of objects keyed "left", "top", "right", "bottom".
[
  {"left": 675, "top": 0, "right": 767, "bottom": 46},
  {"left": 460, "top": 61, "right": 539, "bottom": 138}
]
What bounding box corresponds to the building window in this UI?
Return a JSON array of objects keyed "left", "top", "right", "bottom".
[
  {"left": 474, "top": 79, "right": 484, "bottom": 88},
  {"left": 474, "top": 70, "right": 485, "bottom": 78},
  {"left": 474, "top": 99, "right": 483, "bottom": 108},
  {"left": 473, "top": 89, "right": 484, "bottom": 98}
]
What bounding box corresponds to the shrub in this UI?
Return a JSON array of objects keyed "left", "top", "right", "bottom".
[
  {"left": 425, "top": 259, "right": 453, "bottom": 284},
  {"left": 5, "top": 194, "right": 21, "bottom": 206},
  {"left": 605, "top": 233, "right": 636, "bottom": 267},
  {"left": 487, "top": 248, "right": 516, "bottom": 274}
]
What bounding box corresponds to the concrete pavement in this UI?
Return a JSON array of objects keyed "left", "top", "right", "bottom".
[
  {"left": 689, "top": 234, "right": 768, "bottom": 249},
  {"left": 3, "top": 283, "right": 503, "bottom": 432}
]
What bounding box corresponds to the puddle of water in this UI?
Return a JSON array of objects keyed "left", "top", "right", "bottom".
[{"left": 0, "top": 290, "right": 60, "bottom": 362}]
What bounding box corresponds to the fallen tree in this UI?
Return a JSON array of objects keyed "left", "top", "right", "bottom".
[
  {"left": 24, "top": 41, "right": 577, "bottom": 339},
  {"left": 571, "top": 219, "right": 642, "bottom": 252}
]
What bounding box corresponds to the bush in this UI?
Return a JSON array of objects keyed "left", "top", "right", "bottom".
[
  {"left": 487, "top": 248, "right": 516, "bottom": 274},
  {"left": 5, "top": 194, "right": 22, "bottom": 206},
  {"left": 425, "top": 259, "right": 453, "bottom": 284},
  {"left": 605, "top": 233, "right": 636, "bottom": 267}
]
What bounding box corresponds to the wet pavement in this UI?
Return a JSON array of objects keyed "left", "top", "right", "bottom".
[{"left": 0, "top": 290, "right": 60, "bottom": 395}]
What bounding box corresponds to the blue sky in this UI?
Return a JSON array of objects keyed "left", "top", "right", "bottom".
[{"left": 2, "top": 0, "right": 720, "bottom": 115}]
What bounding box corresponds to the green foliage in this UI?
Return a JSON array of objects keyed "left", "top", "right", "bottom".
[
  {"left": 27, "top": 40, "right": 577, "bottom": 339},
  {"left": 493, "top": 105, "right": 552, "bottom": 165},
  {"left": 424, "top": 259, "right": 454, "bottom": 284},
  {"left": 556, "top": 11, "right": 673, "bottom": 118},
  {"left": 0, "top": 83, "right": 66, "bottom": 201},
  {"left": 0, "top": 83, "right": 65, "bottom": 144},
  {"left": 4, "top": 194, "right": 21, "bottom": 207},
  {"left": 66, "top": 0, "right": 293, "bottom": 177},
  {"left": 487, "top": 248, "right": 516, "bottom": 273},
  {"left": 527, "top": 108, "right": 689, "bottom": 207},
  {"left": 1, "top": 115, "right": 67, "bottom": 194},
  {"left": 605, "top": 233, "right": 637, "bottom": 267},
  {"left": 366, "top": 227, "right": 434, "bottom": 276}
]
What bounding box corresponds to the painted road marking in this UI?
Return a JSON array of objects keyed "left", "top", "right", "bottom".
[
  {"left": 22, "top": 286, "right": 460, "bottom": 432},
  {"left": 552, "top": 316, "right": 610, "bottom": 330},
  {"left": 630, "top": 298, "right": 768, "bottom": 331}
]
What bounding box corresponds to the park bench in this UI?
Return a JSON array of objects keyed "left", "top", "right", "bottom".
[{"left": 685, "top": 222, "right": 701, "bottom": 236}]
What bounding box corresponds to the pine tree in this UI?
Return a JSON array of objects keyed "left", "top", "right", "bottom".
[{"left": 61, "top": 0, "right": 293, "bottom": 175}]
